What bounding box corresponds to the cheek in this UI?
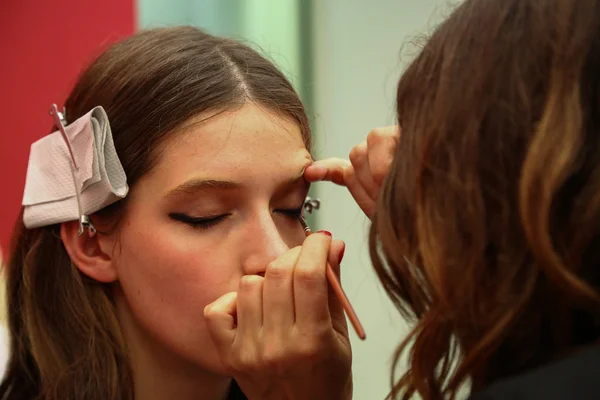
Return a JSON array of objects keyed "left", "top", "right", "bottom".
[
  {"left": 116, "top": 226, "right": 238, "bottom": 305},
  {"left": 113, "top": 224, "right": 240, "bottom": 357}
]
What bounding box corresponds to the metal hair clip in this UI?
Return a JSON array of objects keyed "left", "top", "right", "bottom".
[
  {"left": 49, "top": 104, "right": 97, "bottom": 237},
  {"left": 49, "top": 105, "right": 77, "bottom": 169}
]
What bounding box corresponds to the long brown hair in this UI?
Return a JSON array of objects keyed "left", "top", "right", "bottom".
[
  {"left": 2, "top": 26, "right": 310, "bottom": 400},
  {"left": 370, "top": 0, "right": 600, "bottom": 398}
]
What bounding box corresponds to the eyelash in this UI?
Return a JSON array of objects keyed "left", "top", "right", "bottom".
[
  {"left": 169, "top": 207, "right": 304, "bottom": 230},
  {"left": 279, "top": 207, "right": 303, "bottom": 219},
  {"left": 169, "top": 213, "right": 229, "bottom": 230}
]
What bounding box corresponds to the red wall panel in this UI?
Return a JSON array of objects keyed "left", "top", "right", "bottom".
[{"left": 0, "top": 1, "right": 135, "bottom": 251}]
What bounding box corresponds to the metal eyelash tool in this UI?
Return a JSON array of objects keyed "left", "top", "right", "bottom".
[
  {"left": 49, "top": 104, "right": 97, "bottom": 237},
  {"left": 303, "top": 196, "right": 321, "bottom": 214},
  {"left": 299, "top": 196, "right": 321, "bottom": 234},
  {"left": 299, "top": 196, "right": 366, "bottom": 340}
]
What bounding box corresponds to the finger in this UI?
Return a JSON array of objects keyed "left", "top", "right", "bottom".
[
  {"left": 349, "top": 141, "right": 382, "bottom": 200},
  {"left": 263, "top": 246, "right": 302, "bottom": 332},
  {"left": 293, "top": 231, "right": 332, "bottom": 327},
  {"left": 327, "top": 240, "right": 348, "bottom": 334},
  {"left": 204, "top": 292, "right": 238, "bottom": 352},
  {"left": 344, "top": 166, "right": 376, "bottom": 218},
  {"left": 236, "top": 275, "right": 264, "bottom": 340},
  {"left": 366, "top": 126, "right": 400, "bottom": 184},
  {"left": 304, "top": 158, "right": 351, "bottom": 186}
]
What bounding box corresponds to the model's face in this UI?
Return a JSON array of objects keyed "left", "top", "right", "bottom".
[{"left": 112, "top": 104, "right": 311, "bottom": 373}]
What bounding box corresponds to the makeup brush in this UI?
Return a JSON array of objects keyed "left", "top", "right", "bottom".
[{"left": 299, "top": 206, "right": 366, "bottom": 340}]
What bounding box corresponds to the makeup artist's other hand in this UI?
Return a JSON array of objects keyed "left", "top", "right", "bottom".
[
  {"left": 204, "top": 232, "right": 352, "bottom": 400},
  {"left": 304, "top": 125, "right": 399, "bottom": 219}
]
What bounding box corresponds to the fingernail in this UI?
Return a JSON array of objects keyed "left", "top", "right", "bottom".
[
  {"left": 316, "top": 230, "right": 332, "bottom": 237},
  {"left": 338, "top": 246, "right": 345, "bottom": 264}
]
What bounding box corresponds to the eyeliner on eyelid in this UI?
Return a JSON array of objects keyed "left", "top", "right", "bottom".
[{"left": 168, "top": 205, "right": 304, "bottom": 230}]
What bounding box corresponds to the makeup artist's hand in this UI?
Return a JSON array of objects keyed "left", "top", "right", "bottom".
[
  {"left": 204, "top": 232, "right": 352, "bottom": 400},
  {"left": 304, "top": 125, "right": 399, "bottom": 219}
]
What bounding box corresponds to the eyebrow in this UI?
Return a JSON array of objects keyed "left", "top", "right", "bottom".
[
  {"left": 165, "top": 179, "right": 241, "bottom": 198},
  {"left": 165, "top": 166, "right": 309, "bottom": 198}
]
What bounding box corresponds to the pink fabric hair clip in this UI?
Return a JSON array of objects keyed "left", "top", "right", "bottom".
[{"left": 21, "top": 104, "right": 128, "bottom": 235}]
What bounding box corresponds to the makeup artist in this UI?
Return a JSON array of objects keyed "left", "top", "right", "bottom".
[{"left": 305, "top": 0, "right": 600, "bottom": 398}]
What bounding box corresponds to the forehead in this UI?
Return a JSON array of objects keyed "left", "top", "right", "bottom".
[{"left": 151, "top": 104, "right": 311, "bottom": 183}]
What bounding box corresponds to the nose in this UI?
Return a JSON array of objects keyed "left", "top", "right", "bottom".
[{"left": 241, "top": 213, "right": 289, "bottom": 276}]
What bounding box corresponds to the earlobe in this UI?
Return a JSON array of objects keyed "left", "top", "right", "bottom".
[{"left": 60, "top": 221, "right": 118, "bottom": 283}]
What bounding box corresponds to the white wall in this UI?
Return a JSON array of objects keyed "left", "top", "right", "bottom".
[{"left": 311, "top": 2, "right": 454, "bottom": 399}]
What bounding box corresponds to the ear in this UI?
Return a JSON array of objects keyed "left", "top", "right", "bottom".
[{"left": 60, "top": 221, "right": 117, "bottom": 283}]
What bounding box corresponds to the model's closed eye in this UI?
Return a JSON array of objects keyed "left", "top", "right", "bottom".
[
  {"left": 169, "top": 212, "right": 231, "bottom": 229},
  {"left": 169, "top": 205, "right": 304, "bottom": 230},
  {"left": 274, "top": 206, "right": 303, "bottom": 219}
]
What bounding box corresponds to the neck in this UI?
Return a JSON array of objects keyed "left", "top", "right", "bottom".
[
  {"left": 114, "top": 289, "right": 232, "bottom": 400},
  {"left": 130, "top": 344, "right": 232, "bottom": 400}
]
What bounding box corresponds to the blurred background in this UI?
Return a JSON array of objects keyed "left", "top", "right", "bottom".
[{"left": 0, "top": 1, "right": 455, "bottom": 398}]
